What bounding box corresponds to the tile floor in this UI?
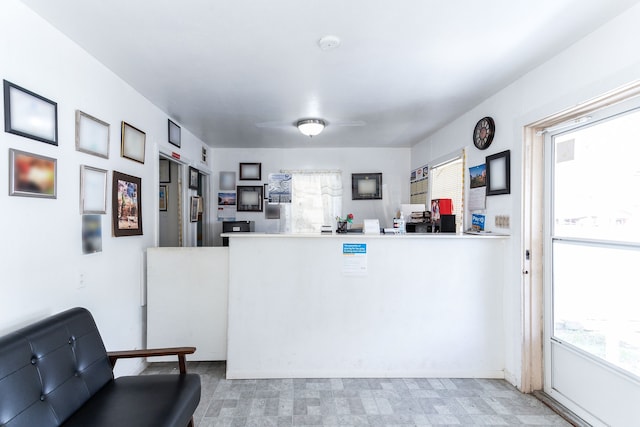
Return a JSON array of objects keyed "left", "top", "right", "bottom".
[{"left": 142, "top": 362, "right": 572, "bottom": 426}]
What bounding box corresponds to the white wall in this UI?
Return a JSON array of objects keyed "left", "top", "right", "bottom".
[
  {"left": 411, "top": 3, "right": 640, "bottom": 388},
  {"left": 211, "top": 147, "right": 410, "bottom": 245},
  {"left": 0, "top": 0, "right": 210, "bottom": 375}
]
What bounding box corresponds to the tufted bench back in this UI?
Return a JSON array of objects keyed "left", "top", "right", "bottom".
[{"left": 0, "top": 308, "right": 114, "bottom": 427}]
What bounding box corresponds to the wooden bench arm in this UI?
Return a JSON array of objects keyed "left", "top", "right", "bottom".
[{"left": 107, "top": 346, "right": 196, "bottom": 374}]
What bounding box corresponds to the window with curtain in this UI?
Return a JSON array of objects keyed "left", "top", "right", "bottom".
[
  {"left": 430, "top": 155, "right": 464, "bottom": 231},
  {"left": 284, "top": 171, "right": 342, "bottom": 233}
]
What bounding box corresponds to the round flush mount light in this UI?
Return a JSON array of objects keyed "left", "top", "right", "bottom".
[
  {"left": 297, "top": 119, "right": 326, "bottom": 137},
  {"left": 318, "top": 35, "right": 341, "bottom": 51}
]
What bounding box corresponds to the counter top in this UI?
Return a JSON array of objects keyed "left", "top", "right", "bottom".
[{"left": 220, "top": 231, "right": 509, "bottom": 239}]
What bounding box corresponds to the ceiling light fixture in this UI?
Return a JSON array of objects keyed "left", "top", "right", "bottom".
[{"left": 297, "top": 119, "right": 326, "bottom": 137}]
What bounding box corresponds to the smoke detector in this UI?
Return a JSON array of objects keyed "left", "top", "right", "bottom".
[{"left": 318, "top": 35, "right": 341, "bottom": 51}]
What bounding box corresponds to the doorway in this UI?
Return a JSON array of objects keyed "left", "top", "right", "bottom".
[
  {"left": 524, "top": 84, "right": 640, "bottom": 426},
  {"left": 159, "top": 156, "right": 183, "bottom": 247}
]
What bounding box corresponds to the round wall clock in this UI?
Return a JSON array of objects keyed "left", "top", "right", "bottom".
[{"left": 473, "top": 116, "right": 495, "bottom": 150}]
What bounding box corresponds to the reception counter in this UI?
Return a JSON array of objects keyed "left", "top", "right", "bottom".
[{"left": 225, "top": 233, "right": 508, "bottom": 379}]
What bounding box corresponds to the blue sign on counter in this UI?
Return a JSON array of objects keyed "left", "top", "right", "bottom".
[{"left": 343, "top": 243, "right": 367, "bottom": 255}]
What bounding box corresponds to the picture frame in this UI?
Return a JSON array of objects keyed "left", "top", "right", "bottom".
[
  {"left": 189, "top": 166, "right": 199, "bottom": 189},
  {"left": 159, "top": 185, "right": 168, "bottom": 211},
  {"left": 3, "top": 80, "right": 58, "bottom": 145},
  {"left": 219, "top": 171, "right": 236, "bottom": 190},
  {"left": 159, "top": 158, "right": 171, "bottom": 183},
  {"left": 112, "top": 171, "right": 143, "bottom": 237},
  {"left": 168, "top": 119, "right": 181, "bottom": 148},
  {"left": 80, "top": 165, "right": 108, "bottom": 214},
  {"left": 121, "top": 121, "right": 146, "bottom": 163},
  {"left": 352, "top": 173, "right": 382, "bottom": 200},
  {"left": 237, "top": 185, "right": 263, "bottom": 212},
  {"left": 486, "top": 150, "right": 511, "bottom": 196},
  {"left": 9, "top": 148, "right": 57, "bottom": 198},
  {"left": 190, "top": 196, "right": 200, "bottom": 222},
  {"left": 75, "top": 110, "right": 110, "bottom": 158},
  {"left": 239, "top": 162, "right": 261, "bottom": 180}
]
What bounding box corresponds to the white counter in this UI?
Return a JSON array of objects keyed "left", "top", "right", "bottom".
[{"left": 225, "top": 233, "right": 508, "bottom": 379}]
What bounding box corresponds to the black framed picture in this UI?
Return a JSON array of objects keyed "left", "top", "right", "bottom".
[
  {"left": 3, "top": 80, "right": 58, "bottom": 145},
  {"left": 112, "top": 171, "right": 143, "bottom": 237},
  {"left": 159, "top": 158, "right": 171, "bottom": 183},
  {"left": 239, "top": 163, "right": 261, "bottom": 180},
  {"left": 352, "top": 173, "right": 382, "bottom": 200},
  {"left": 237, "top": 185, "right": 263, "bottom": 212},
  {"left": 168, "top": 119, "right": 181, "bottom": 148},
  {"left": 486, "top": 150, "right": 511, "bottom": 196},
  {"left": 189, "top": 166, "right": 199, "bottom": 189},
  {"left": 121, "top": 121, "right": 146, "bottom": 164}
]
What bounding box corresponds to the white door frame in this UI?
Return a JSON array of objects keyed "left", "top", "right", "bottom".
[{"left": 521, "top": 80, "right": 640, "bottom": 393}]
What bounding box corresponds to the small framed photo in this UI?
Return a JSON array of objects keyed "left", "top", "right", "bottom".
[
  {"left": 9, "top": 148, "right": 57, "bottom": 198},
  {"left": 121, "top": 121, "right": 146, "bottom": 163},
  {"left": 159, "top": 158, "right": 171, "bottom": 183},
  {"left": 352, "top": 173, "right": 382, "bottom": 200},
  {"left": 112, "top": 171, "right": 143, "bottom": 237},
  {"left": 168, "top": 119, "right": 181, "bottom": 148},
  {"left": 189, "top": 166, "right": 199, "bottom": 189},
  {"left": 159, "top": 185, "right": 168, "bottom": 211},
  {"left": 486, "top": 150, "right": 511, "bottom": 196},
  {"left": 80, "top": 165, "right": 108, "bottom": 214},
  {"left": 190, "top": 196, "right": 200, "bottom": 222},
  {"left": 237, "top": 185, "right": 263, "bottom": 212},
  {"left": 239, "top": 162, "right": 261, "bottom": 180},
  {"left": 3, "top": 80, "right": 58, "bottom": 145},
  {"left": 219, "top": 171, "right": 236, "bottom": 190},
  {"left": 76, "top": 110, "right": 110, "bottom": 158}
]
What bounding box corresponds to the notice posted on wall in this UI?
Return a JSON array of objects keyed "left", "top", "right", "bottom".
[{"left": 342, "top": 243, "right": 367, "bottom": 276}]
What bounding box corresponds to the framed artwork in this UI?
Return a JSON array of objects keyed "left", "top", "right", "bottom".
[
  {"left": 159, "top": 158, "right": 171, "bottom": 183},
  {"left": 237, "top": 185, "right": 263, "bottom": 212},
  {"left": 168, "top": 119, "right": 181, "bottom": 148},
  {"left": 76, "top": 110, "right": 110, "bottom": 158},
  {"left": 3, "top": 80, "right": 58, "bottom": 145},
  {"left": 80, "top": 165, "right": 108, "bottom": 214},
  {"left": 219, "top": 171, "right": 235, "bottom": 190},
  {"left": 265, "top": 203, "right": 280, "bottom": 219},
  {"left": 121, "top": 121, "right": 146, "bottom": 163},
  {"left": 486, "top": 150, "right": 511, "bottom": 196},
  {"left": 239, "top": 162, "right": 261, "bottom": 180},
  {"left": 189, "top": 166, "right": 199, "bottom": 189},
  {"left": 82, "top": 214, "right": 102, "bottom": 254},
  {"left": 159, "top": 185, "right": 168, "bottom": 211},
  {"left": 352, "top": 173, "right": 382, "bottom": 200},
  {"left": 190, "top": 196, "right": 200, "bottom": 222},
  {"left": 9, "top": 148, "right": 57, "bottom": 198},
  {"left": 112, "top": 171, "right": 143, "bottom": 237}
]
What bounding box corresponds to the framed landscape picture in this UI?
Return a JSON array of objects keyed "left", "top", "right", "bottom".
[
  {"left": 121, "top": 121, "right": 146, "bottom": 163},
  {"left": 112, "top": 171, "right": 143, "bottom": 236},
  {"left": 9, "top": 149, "right": 57, "bottom": 198},
  {"left": 4, "top": 80, "right": 58, "bottom": 145},
  {"left": 76, "top": 110, "right": 110, "bottom": 158}
]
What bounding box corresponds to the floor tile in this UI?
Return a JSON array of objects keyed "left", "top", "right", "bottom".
[{"left": 142, "top": 362, "right": 572, "bottom": 427}]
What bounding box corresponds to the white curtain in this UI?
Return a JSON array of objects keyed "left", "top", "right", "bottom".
[{"left": 285, "top": 171, "right": 342, "bottom": 233}]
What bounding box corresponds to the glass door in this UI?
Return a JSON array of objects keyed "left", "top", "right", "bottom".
[{"left": 544, "top": 104, "right": 640, "bottom": 425}]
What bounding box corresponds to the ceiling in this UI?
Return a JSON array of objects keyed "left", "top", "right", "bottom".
[{"left": 19, "top": 0, "right": 639, "bottom": 149}]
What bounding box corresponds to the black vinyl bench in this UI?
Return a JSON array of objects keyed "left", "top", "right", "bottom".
[{"left": 0, "top": 307, "right": 201, "bottom": 427}]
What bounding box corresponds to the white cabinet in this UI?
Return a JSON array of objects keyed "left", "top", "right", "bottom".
[{"left": 147, "top": 247, "right": 228, "bottom": 361}]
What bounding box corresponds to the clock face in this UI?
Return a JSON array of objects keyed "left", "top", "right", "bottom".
[{"left": 473, "top": 117, "right": 495, "bottom": 150}]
